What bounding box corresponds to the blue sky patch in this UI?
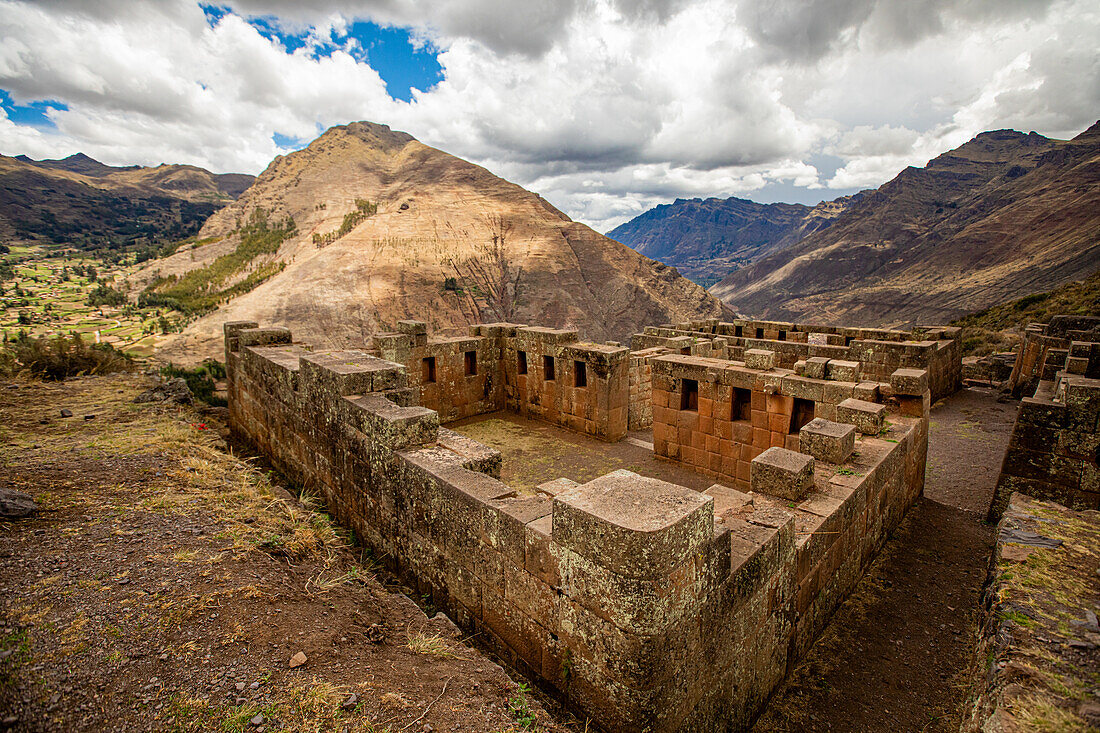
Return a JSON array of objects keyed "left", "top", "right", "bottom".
[
  {"left": 272, "top": 132, "right": 302, "bottom": 150},
  {"left": 201, "top": 6, "right": 443, "bottom": 102},
  {"left": 0, "top": 90, "right": 66, "bottom": 129}
]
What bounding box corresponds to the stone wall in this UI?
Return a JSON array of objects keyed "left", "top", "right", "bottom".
[
  {"left": 632, "top": 318, "right": 961, "bottom": 402},
  {"left": 374, "top": 321, "right": 629, "bottom": 442},
  {"left": 1005, "top": 317, "right": 1100, "bottom": 398},
  {"left": 990, "top": 372, "right": 1100, "bottom": 518},
  {"left": 963, "top": 493, "right": 1100, "bottom": 732},
  {"left": 226, "top": 321, "right": 929, "bottom": 732}
]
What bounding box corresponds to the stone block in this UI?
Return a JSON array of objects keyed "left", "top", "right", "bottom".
[
  {"left": 836, "top": 398, "right": 886, "bottom": 435},
  {"left": 750, "top": 447, "right": 815, "bottom": 501},
  {"left": 890, "top": 368, "right": 929, "bottom": 396},
  {"left": 825, "top": 359, "right": 860, "bottom": 382},
  {"left": 1066, "top": 356, "right": 1088, "bottom": 375},
  {"left": 744, "top": 349, "right": 776, "bottom": 371},
  {"left": 239, "top": 326, "right": 292, "bottom": 348},
  {"left": 551, "top": 470, "right": 713, "bottom": 578},
  {"left": 853, "top": 381, "right": 880, "bottom": 402},
  {"left": 799, "top": 418, "right": 856, "bottom": 464},
  {"left": 803, "top": 356, "right": 830, "bottom": 380}
]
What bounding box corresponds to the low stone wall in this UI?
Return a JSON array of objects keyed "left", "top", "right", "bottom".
[
  {"left": 990, "top": 371, "right": 1100, "bottom": 518},
  {"left": 963, "top": 493, "right": 1100, "bottom": 732},
  {"left": 226, "top": 321, "right": 928, "bottom": 732},
  {"left": 632, "top": 318, "right": 961, "bottom": 402}
]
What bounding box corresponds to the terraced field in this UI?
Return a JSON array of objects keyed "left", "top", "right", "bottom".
[{"left": 1, "top": 247, "right": 184, "bottom": 358}]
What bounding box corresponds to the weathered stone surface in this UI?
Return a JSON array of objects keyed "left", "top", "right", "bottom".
[
  {"left": 744, "top": 349, "right": 776, "bottom": 371},
  {"left": 890, "top": 368, "right": 929, "bottom": 396},
  {"left": 825, "top": 359, "right": 860, "bottom": 382},
  {"left": 0, "top": 488, "right": 36, "bottom": 519},
  {"left": 799, "top": 418, "right": 856, "bottom": 464},
  {"left": 750, "top": 447, "right": 814, "bottom": 501},
  {"left": 836, "top": 397, "right": 886, "bottom": 435},
  {"left": 552, "top": 470, "right": 713, "bottom": 578},
  {"left": 802, "top": 356, "right": 831, "bottom": 380},
  {"left": 133, "top": 377, "right": 193, "bottom": 405}
]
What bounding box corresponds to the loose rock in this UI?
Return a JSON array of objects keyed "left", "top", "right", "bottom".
[
  {"left": 289, "top": 651, "right": 307, "bottom": 668},
  {"left": 0, "top": 488, "right": 37, "bottom": 520}
]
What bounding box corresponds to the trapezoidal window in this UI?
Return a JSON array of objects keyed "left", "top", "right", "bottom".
[
  {"left": 464, "top": 350, "right": 477, "bottom": 376},
  {"left": 778, "top": 330, "right": 787, "bottom": 341},
  {"left": 543, "top": 355, "right": 555, "bottom": 381},
  {"left": 680, "top": 347, "right": 691, "bottom": 355},
  {"left": 681, "top": 378, "right": 699, "bottom": 411},
  {"left": 755, "top": 327, "right": 764, "bottom": 338},
  {"left": 574, "top": 360, "right": 587, "bottom": 387},
  {"left": 517, "top": 350, "right": 528, "bottom": 375},
  {"left": 790, "top": 398, "right": 816, "bottom": 434},
  {"left": 734, "top": 325, "right": 743, "bottom": 337},
  {"left": 731, "top": 387, "right": 752, "bottom": 422},
  {"left": 422, "top": 356, "right": 436, "bottom": 384}
]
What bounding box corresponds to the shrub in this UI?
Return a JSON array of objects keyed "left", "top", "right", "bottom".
[
  {"left": 0, "top": 333, "right": 135, "bottom": 380},
  {"left": 159, "top": 359, "right": 227, "bottom": 406}
]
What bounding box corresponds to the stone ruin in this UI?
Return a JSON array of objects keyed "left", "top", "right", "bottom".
[
  {"left": 223, "top": 317, "right": 960, "bottom": 731},
  {"left": 990, "top": 316, "right": 1100, "bottom": 518}
]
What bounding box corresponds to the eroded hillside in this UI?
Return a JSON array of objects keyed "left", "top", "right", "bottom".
[{"left": 143, "top": 122, "right": 726, "bottom": 362}]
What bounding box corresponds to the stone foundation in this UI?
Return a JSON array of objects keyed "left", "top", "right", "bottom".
[{"left": 225, "top": 319, "right": 929, "bottom": 731}]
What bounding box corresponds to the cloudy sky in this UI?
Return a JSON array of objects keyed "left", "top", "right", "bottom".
[{"left": 1, "top": 0, "right": 1096, "bottom": 231}]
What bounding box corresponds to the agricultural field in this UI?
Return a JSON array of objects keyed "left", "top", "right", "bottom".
[{"left": 0, "top": 246, "right": 186, "bottom": 359}]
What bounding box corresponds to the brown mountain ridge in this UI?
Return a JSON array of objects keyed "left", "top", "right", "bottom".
[
  {"left": 710, "top": 123, "right": 1100, "bottom": 327},
  {"left": 0, "top": 152, "right": 253, "bottom": 247},
  {"left": 148, "top": 121, "right": 727, "bottom": 361}
]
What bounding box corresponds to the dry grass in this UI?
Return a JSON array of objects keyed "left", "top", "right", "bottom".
[{"left": 406, "top": 629, "right": 460, "bottom": 659}]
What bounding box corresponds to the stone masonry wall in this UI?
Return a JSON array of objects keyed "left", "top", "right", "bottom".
[
  {"left": 225, "top": 321, "right": 928, "bottom": 732},
  {"left": 990, "top": 372, "right": 1100, "bottom": 518},
  {"left": 374, "top": 321, "right": 629, "bottom": 442},
  {"left": 632, "top": 318, "right": 961, "bottom": 403}
]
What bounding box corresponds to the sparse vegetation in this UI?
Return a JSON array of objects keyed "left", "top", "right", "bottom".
[
  {"left": 313, "top": 198, "right": 377, "bottom": 248},
  {"left": 159, "top": 359, "right": 227, "bottom": 405},
  {"left": 145, "top": 208, "right": 294, "bottom": 313},
  {"left": 952, "top": 269, "right": 1100, "bottom": 356},
  {"left": 0, "top": 332, "right": 135, "bottom": 380}
]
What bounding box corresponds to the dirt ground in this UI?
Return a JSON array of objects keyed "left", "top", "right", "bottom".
[
  {"left": 0, "top": 375, "right": 574, "bottom": 733},
  {"left": 752, "top": 386, "right": 1017, "bottom": 733}
]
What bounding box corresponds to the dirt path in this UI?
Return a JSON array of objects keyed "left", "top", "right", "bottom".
[
  {"left": 753, "top": 386, "right": 1017, "bottom": 733},
  {"left": 0, "top": 375, "right": 572, "bottom": 733}
]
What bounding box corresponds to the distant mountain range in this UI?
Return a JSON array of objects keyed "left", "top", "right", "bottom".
[
  {"left": 137, "top": 121, "right": 727, "bottom": 362},
  {"left": 0, "top": 153, "right": 253, "bottom": 248},
  {"left": 613, "top": 122, "right": 1100, "bottom": 327},
  {"left": 607, "top": 193, "right": 863, "bottom": 286}
]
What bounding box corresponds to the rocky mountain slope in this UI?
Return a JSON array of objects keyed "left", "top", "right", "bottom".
[
  {"left": 711, "top": 123, "right": 1100, "bottom": 326},
  {"left": 607, "top": 194, "right": 861, "bottom": 286},
  {"left": 145, "top": 122, "right": 727, "bottom": 361},
  {"left": 0, "top": 153, "right": 253, "bottom": 247}
]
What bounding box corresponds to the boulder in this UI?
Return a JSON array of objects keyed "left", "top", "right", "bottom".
[
  {"left": 134, "top": 378, "right": 193, "bottom": 405},
  {"left": 0, "top": 488, "right": 37, "bottom": 520}
]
